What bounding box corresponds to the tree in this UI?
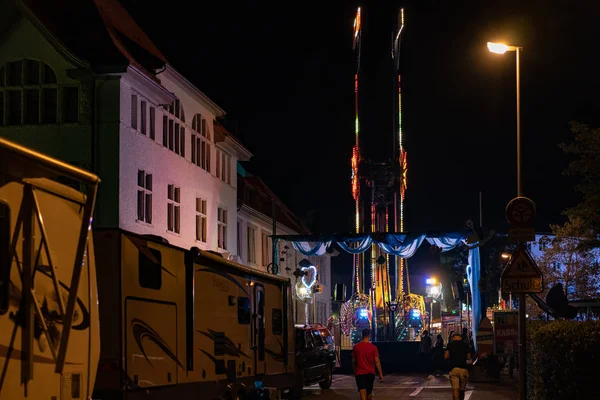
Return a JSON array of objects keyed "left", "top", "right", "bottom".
[
  {"left": 560, "top": 122, "right": 600, "bottom": 233},
  {"left": 536, "top": 216, "right": 600, "bottom": 301}
]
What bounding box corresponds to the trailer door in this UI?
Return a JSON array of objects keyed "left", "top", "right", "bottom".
[{"left": 125, "top": 299, "right": 179, "bottom": 388}]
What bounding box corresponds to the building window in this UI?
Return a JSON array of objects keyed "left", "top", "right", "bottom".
[
  {"left": 216, "top": 150, "right": 231, "bottom": 184},
  {"left": 162, "top": 115, "right": 168, "bottom": 146},
  {"left": 247, "top": 225, "right": 257, "bottom": 264},
  {"left": 237, "top": 220, "right": 242, "bottom": 260},
  {"left": 195, "top": 198, "right": 207, "bottom": 242},
  {"left": 167, "top": 184, "right": 181, "bottom": 234},
  {"left": 191, "top": 114, "right": 211, "bottom": 172},
  {"left": 149, "top": 106, "right": 155, "bottom": 140},
  {"left": 140, "top": 100, "right": 147, "bottom": 135},
  {"left": 162, "top": 99, "right": 185, "bottom": 157},
  {"left": 137, "top": 170, "right": 152, "bottom": 224},
  {"left": 261, "top": 231, "right": 271, "bottom": 267},
  {"left": 131, "top": 94, "right": 137, "bottom": 129},
  {"left": 217, "top": 208, "right": 227, "bottom": 250},
  {"left": 0, "top": 59, "right": 60, "bottom": 125}
]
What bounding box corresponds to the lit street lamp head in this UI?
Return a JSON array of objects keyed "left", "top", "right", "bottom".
[
  {"left": 487, "top": 42, "right": 520, "bottom": 54},
  {"left": 487, "top": 42, "right": 509, "bottom": 54}
]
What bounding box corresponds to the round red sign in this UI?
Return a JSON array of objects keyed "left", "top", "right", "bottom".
[{"left": 505, "top": 197, "right": 536, "bottom": 227}]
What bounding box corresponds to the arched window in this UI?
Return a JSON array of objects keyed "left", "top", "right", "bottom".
[
  {"left": 161, "top": 98, "right": 185, "bottom": 157},
  {"left": 191, "top": 113, "right": 211, "bottom": 172},
  {"left": 0, "top": 59, "right": 76, "bottom": 126}
]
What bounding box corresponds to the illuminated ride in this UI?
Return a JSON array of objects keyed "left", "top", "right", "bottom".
[
  {"left": 270, "top": 7, "right": 486, "bottom": 351},
  {"left": 342, "top": 6, "right": 426, "bottom": 343}
]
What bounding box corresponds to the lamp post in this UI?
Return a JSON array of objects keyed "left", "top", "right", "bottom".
[
  {"left": 487, "top": 42, "right": 523, "bottom": 197},
  {"left": 488, "top": 42, "right": 525, "bottom": 400}
]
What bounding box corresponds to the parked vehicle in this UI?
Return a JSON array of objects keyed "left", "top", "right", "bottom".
[
  {"left": 92, "top": 229, "right": 296, "bottom": 400},
  {"left": 290, "top": 324, "right": 336, "bottom": 398},
  {"left": 0, "top": 137, "right": 101, "bottom": 400}
]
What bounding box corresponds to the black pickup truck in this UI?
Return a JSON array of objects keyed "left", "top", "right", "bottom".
[{"left": 289, "top": 324, "right": 337, "bottom": 399}]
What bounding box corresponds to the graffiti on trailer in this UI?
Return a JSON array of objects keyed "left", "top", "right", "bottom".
[{"left": 6, "top": 266, "right": 90, "bottom": 354}]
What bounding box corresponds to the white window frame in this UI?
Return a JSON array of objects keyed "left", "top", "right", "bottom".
[
  {"left": 247, "top": 225, "right": 257, "bottom": 264},
  {"left": 149, "top": 106, "right": 155, "bottom": 140},
  {"left": 167, "top": 184, "right": 181, "bottom": 234},
  {"left": 237, "top": 220, "right": 243, "bottom": 260},
  {"left": 136, "top": 170, "right": 152, "bottom": 224},
  {"left": 131, "top": 94, "right": 137, "bottom": 129},
  {"left": 140, "top": 100, "right": 146, "bottom": 135},
  {"left": 162, "top": 99, "right": 185, "bottom": 157},
  {"left": 217, "top": 207, "right": 227, "bottom": 250},
  {"left": 195, "top": 197, "right": 207, "bottom": 242},
  {"left": 216, "top": 150, "right": 231, "bottom": 184}
]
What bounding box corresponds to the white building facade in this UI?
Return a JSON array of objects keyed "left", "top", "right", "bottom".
[
  {"left": 0, "top": 1, "right": 250, "bottom": 257},
  {"left": 237, "top": 171, "right": 334, "bottom": 325}
]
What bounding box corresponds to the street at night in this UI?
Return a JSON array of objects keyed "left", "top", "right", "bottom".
[
  {"left": 300, "top": 374, "right": 516, "bottom": 400},
  {"left": 1, "top": 0, "right": 600, "bottom": 399}
]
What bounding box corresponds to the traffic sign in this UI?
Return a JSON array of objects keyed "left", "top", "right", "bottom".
[
  {"left": 508, "top": 227, "right": 536, "bottom": 243},
  {"left": 506, "top": 197, "right": 536, "bottom": 227},
  {"left": 501, "top": 243, "right": 543, "bottom": 293}
]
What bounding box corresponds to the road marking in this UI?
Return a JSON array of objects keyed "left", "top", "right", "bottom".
[
  {"left": 409, "top": 387, "right": 423, "bottom": 396},
  {"left": 464, "top": 390, "right": 473, "bottom": 400}
]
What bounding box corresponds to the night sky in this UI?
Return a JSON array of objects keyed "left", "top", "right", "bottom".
[{"left": 121, "top": 0, "right": 600, "bottom": 236}]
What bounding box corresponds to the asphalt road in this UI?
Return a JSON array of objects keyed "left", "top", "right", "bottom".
[{"left": 300, "top": 373, "right": 518, "bottom": 400}]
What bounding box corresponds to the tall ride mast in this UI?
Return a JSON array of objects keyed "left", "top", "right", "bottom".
[
  {"left": 393, "top": 8, "right": 408, "bottom": 297},
  {"left": 351, "top": 7, "right": 362, "bottom": 294}
]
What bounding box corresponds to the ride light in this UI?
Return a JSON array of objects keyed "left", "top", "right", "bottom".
[{"left": 359, "top": 309, "right": 369, "bottom": 318}]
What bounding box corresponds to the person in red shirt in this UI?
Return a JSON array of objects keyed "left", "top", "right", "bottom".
[{"left": 352, "top": 329, "right": 383, "bottom": 400}]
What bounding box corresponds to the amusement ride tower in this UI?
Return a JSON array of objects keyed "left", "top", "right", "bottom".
[{"left": 345, "top": 6, "right": 423, "bottom": 342}]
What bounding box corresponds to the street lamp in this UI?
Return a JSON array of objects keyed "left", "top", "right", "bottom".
[{"left": 487, "top": 42, "right": 523, "bottom": 197}]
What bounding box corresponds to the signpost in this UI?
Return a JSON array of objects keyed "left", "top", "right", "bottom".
[
  {"left": 501, "top": 243, "right": 543, "bottom": 294},
  {"left": 506, "top": 197, "right": 536, "bottom": 242},
  {"left": 504, "top": 196, "right": 542, "bottom": 400},
  {"left": 493, "top": 311, "right": 518, "bottom": 356}
]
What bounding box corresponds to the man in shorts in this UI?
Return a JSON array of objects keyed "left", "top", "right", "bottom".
[
  {"left": 352, "top": 328, "right": 383, "bottom": 400},
  {"left": 444, "top": 332, "right": 472, "bottom": 400}
]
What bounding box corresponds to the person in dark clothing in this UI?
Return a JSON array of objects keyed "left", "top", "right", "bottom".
[
  {"left": 445, "top": 333, "right": 472, "bottom": 400},
  {"left": 432, "top": 334, "right": 445, "bottom": 375},
  {"left": 419, "top": 330, "right": 432, "bottom": 373},
  {"left": 448, "top": 330, "right": 455, "bottom": 344}
]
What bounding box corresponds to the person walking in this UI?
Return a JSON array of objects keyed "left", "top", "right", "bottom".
[
  {"left": 444, "top": 332, "right": 472, "bottom": 400},
  {"left": 352, "top": 329, "right": 383, "bottom": 400},
  {"left": 432, "top": 334, "right": 445, "bottom": 376},
  {"left": 420, "top": 330, "right": 432, "bottom": 373}
]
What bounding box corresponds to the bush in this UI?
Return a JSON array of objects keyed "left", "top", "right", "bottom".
[{"left": 527, "top": 320, "right": 600, "bottom": 399}]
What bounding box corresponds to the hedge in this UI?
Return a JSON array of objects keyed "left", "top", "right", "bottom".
[{"left": 527, "top": 320, "right": 600, "bottom": 399}]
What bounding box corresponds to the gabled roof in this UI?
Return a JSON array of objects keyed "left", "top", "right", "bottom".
[
  {"left": 239, "top": 173, "right": 311, "bottom": 235},
  {"left": 18, "top": 0, "right": 167, "bottom": 80},
  {"left": 213, "top": 121, "right": 253, "bottom": 161}
]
